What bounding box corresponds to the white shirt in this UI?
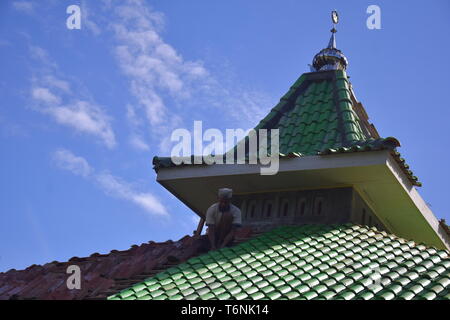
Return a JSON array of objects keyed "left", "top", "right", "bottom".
[{"left": 205, "top": 203, "right": 242, "bottom": 227}]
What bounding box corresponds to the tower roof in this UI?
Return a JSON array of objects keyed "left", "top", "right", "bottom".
[
  {"left": 153, "top": 10, "right": 420, "bottom": 186},
  {"left": 254, "top": 70, "right": 394, "bottom": 156},
  {"left": 153, "top": 68, "right": 420, "bottom": 186}
]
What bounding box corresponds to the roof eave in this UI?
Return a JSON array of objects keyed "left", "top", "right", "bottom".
[{"left": 155, "top": 150, "right": 449, "bottom": 250}]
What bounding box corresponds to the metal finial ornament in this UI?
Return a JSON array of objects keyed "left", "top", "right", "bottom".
[
  {"left": 331, "top": 10, "right": 338, "bottom": 34},
  {"left": 311, "top": 10, "right": 348, "bottom": 72},
  {"left": 331, "top": 10, "right": 339, "bottom": 25}
]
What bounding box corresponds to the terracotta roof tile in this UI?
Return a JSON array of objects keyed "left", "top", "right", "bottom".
[{"left": 0, "top": 230, "right": 243, "bottom": 300}]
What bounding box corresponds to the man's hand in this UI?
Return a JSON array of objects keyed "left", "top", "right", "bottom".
[{"left": 219, "top": 227, "right": 236, "bottom": 248}]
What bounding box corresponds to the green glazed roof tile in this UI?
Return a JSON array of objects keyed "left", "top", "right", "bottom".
[
  {"left": 397, "top": 290, "right": 415, "bottom": 300},
  {"left": 302, "top": 291, "right": 319, "bottom": 300},
  {"left": 110, "top": 224, "right": 449, "bottom": 301},
  {"left": 319, "top": 290, "right": 336, "bottom": 300},
  {"left": 436, "top": 277, "right": 450, "bottom": 287},
  {"left": 234, "top": 292, "right": 248, "bottom": 300},
  {"left": 184, "top": 293, "right": 199, "bottom": 300},
  {"left": 377, "top": 290, "right": 396, "bottom": 300},
  {"left": 314, "top": 284, "right": 328, "bottom": 294},
  {"left": 250, "top": 292, "right": 265, "bottom": 300},
  {"left": 323, "top": 278, "right": 337, "bottom": 288},
  {"left": 229, "top": 286, "right": 242, "bottom": 295},
  {"left": 428, "top": 284, "right": 445, "bottom": 295},
  {"left": 285, "top": 291, "right": 301, "bottom": 299},
  {"left": 439, "top": 292, "right": 450, "bottom": 300},
  {"left": 272, "top": 279, "right": 286, "bottom": 288},
  {"left": 118, "top": 289, "right": 134, "bottom": 299},
  {"left": 245, "top": 286, "right": 259, "bottom": 295},
  {"left": 338, "top": 291, "right": 356, "bottom": 300},
  {"left": 417, "top": 291, "right": 437, "bottom": 300},
  {"left": 357, "top": 291, "right": 375, "bottom": 300},
  {"left": 150, "top": 289, "right": 164, "bottom": 298},
  {"left": 330, "top": 283, "right": 346, "bottom": 294},
  {"left": 261, "top": 285, "right": 276, "bottom": 294},
  {"left": 165, "top": 288, "right": 180, "bottom": 297},
  {"left": 267, "top": 291, "right": 282, "bottom": 300},
  {"left": 217, "top": 292, "right": 231, "bottom": 300},
  {"left": 295, "top": 284, "right": 310, "bottom": 294},
  {"left": 213, "top": 283, "right": 227, "bottom": 293}
]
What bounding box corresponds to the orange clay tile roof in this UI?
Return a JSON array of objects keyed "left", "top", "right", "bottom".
[{"left": 0, "top": 230, "right": 254, "bottom": 300}]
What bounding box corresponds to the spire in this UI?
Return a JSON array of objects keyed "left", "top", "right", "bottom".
[
  {"left": 312, "top": 10, "right": 348, "bottom": 72},
  {"left": 327, "top": 30, "right": 336, "bottom": 49},
  {"left": 328, "top": 10, "right": 338, "bottom": 49}
]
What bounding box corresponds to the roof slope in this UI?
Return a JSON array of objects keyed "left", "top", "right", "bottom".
[
  {"left": 0, "top": 234, "right": 208, "bottom": 300},
  {"left": 254, "top": 70, "right": 388, "bottom": 156},
  {"left": 153, "top": 70, "right": 420, "bottom": 186},
  {"left": 109, "top": 224, "right": 449, "bottom": 300}
]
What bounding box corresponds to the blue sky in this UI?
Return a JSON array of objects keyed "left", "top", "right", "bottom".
[{"left": 0, "top": 0, "right": 449, "bottom": 272}]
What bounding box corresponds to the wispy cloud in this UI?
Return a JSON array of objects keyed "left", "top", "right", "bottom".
[
  {"left": 105, "top": 0, "right": 272, "bottom": 154},
  {"left": 53, "top": 149, "right": 92, "bottom": 178},
  {"left": 32, "top": 87, "right": 61, "bottom": 105},
  {"left": 29, "top": 46, "right": 117, "bottom": 149},
  {"left": 126, "top": 103, "right": 150, "bottom": 152},
  {"left": 95, "top": 172, "right": 167, "bottom": 215},
  {"left": 81, "top": 0, "right": 101, "bottom": 36},
  {"left": 107, "top": 0, "right": 208, "bottom": 149},
  {"left": 129, "top": 134, "right": 150, "bottom": 151},
  {"left": 12, "top": 1, "right": 34, "bottom": 14},
  {"left": 29, "top": 45, "right": 56, "bottom": 68},
  {"left": 53, "top": 149, "right": 168, "bottom": 216}
]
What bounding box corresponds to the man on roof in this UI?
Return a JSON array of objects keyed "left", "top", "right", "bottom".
[{"left": 205, "top": 188, "right": 242, "bottom": 250}]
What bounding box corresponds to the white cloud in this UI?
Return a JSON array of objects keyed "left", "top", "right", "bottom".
[
  {"left": 95, "top": 172, "right": 168, "bottom": 216},
  {"left": 53, "top": 149, "right": 92, "bottom": 177},
  {"left": 126, "top": 104, "right": 150, "bottom": 151},
  {"left": 52, "top": 149, "right": 168, "bottom": 217},
  {"left": 126, "top": 104, "right": 141, "bottom": 127},
  {"left": 129, "top": 134, "right": 150, "bottom": 151},
  {"left": 109, "top": 0, "right": 208, "bottom": 143},
  {"left": 12, "top": 1, "right": 34, "bottom": 14},
  {"left": 32, "top": 86, "right": 116, "bottom": 149},
  {"left": 29, "top": 45, "right": 56, "bottom": 68},
  {"left": 42, "top": 75, "right": 71, "bottom": 93},
  {"left": 81, "top": 0, "right": 101, "bottom": 36},
  {"left": 132, "top": 193, "right": 166, "bottom": 214},
  {"left": 105, "top": 0, "right": 272, "bottom": 156},
  {"left": 45, "top": 100, "right": 116, "bottom": 149},
  {"left": 29, "top": 46, "right": 116, "bottom": 149},
  {"left": 32, "top": 87, "right": 61, "bottom": 105}
]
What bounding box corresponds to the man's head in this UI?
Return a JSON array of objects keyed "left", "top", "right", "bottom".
[{"left": 218, "top": 188, "right": 232, "bottom": 212}]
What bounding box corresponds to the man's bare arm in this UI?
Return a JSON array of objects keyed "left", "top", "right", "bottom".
[
  {"left": 219, "top": 226, "right": 237, "bottom": 248},
  {"left": 208, "top": 225, "right": 217, "bottom": 250}
]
